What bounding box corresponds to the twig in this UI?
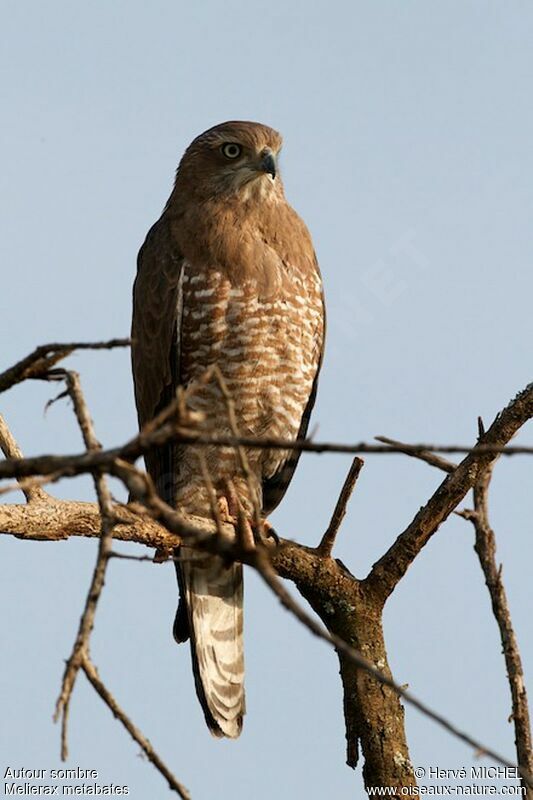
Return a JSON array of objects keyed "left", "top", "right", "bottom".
[
  {"left": 318, "top": 457, "right": 364, "bottom": 556},
  {"left": 0, "top": 472, "right": 61, "bottom": 500},
  {"left": 145, "top": 431, "right": 533, "bottom": 458},
  {"left": 108, "top": 551, "right": 159, "bottom": 563},
  {"left": 0, "top": 413, "right": 49, "bottom": 502},
  {"left": 0, "top": 338, "right": 130, "bottom": 394},
  {"left": 374, "top": 436, "right": 456, "bottom": 473},
  {"left": 53, "top": 371, "right": 116, "bottom": 760},
  {"left": 108, "top": 550, "right": 209, "bottom": 564},
  {"left": 461, "top": 465, "right": 533, "bottom": 797},
  {"left": 81, "top": 655, "right": 191, "bottom": 799}
]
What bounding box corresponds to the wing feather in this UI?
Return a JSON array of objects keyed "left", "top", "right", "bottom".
[
  {"left": 131, "top": 214, "right": 184, "bottom": 497},
  {"left": 132, "top": 214, "right": 245, "bottom": 738}
]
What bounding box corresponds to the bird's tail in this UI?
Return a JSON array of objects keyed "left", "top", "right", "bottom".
[{"left": 174, "top": 547, "right": 245, "bottom": 738}]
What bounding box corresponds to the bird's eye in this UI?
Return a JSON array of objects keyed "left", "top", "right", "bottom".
[{"left": 221, "top": 143, "right": 242, "bottom": 159}]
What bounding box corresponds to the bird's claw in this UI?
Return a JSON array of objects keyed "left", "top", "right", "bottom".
[{"left": 252, "top": 519, "right": 279, "bottom": 548}]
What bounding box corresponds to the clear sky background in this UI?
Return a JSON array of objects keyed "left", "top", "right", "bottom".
[{"left": 1, "top": 2, "right": 532, "bottom": 798}]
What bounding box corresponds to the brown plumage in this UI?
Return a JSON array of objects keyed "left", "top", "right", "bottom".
[{"left": 131, "top": 120, "right": 325, "bottom": 738}]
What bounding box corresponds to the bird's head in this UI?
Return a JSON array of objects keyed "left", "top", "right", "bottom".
[{"left": 173, "top": 121, "right": 283, "bottom": 201}]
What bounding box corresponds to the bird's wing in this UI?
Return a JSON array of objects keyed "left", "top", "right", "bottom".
[
  {"left": 131, "top": 214, "right": 184, "bottom": 500},
  {"left": 131, "top": 215, "right": 191, "bottom": 642},
  {"left": 132, "top": 215, "right": 244, "bottom": 739}
]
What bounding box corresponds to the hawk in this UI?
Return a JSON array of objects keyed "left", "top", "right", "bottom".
[{"left": 131, "top": 121, "right": 325, "bottom": 738}]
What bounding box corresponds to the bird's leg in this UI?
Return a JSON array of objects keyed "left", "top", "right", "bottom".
[
  {"left": 221, "top": 481, "right": 278, "bottom": 549},
  {"left": 222, "top": 478, "right": 263, "bottom": 550},
  {"left": 217, "top": 494, "right": 237, "bottom": 526}
]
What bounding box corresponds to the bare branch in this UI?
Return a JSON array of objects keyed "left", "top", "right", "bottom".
[
  {"left": 154, "top": 436, "right": 533, "bottom": 457},
  {"left": 0, "top": 472, "right": 60, "bottom": 501},
  {"left": 4, "top": 430, "right": 533, "bottom": 487},
  {"left": 0, "top": 498, "right": 167, "bottom": 545},
  {"left": 0, "top": 339, "right": 130, "bottom": 394},
  {"left": 53, "top": 371, "right": 116, "bottom": 760},
  {"left": 81, "top": 655, "right": 191, "bottom": 799},
  {"left": 374, "top": 436, "right": 456, "bottom": 473},
  {"left": 318, "top": 457, "right": 364, "bottom": 556},
  {"left": 108, "top": 550, "right": 209, "bottom": 564},
  {"left": 0, "top": 413, "right": 49, "bottom": 502},
  {"left": 461, "top": 465, "right": 533, "bottom": 797},
  {"left": 366, "top": 382, "right": 533, "bottom": 601}
]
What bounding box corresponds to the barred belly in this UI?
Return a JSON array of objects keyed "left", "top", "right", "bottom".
[{"left": 174, "top": 262, "right": 323, "bottom": 517}]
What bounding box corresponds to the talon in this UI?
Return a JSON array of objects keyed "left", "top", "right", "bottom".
[
  {"left": 265, "top": 522, "right": 280, "bottom": 546},
  {"left": 252, "top": 519, "right": 279, "bottom": 548}
]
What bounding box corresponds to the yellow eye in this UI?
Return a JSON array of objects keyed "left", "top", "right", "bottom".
[{"left": 221, "top": 143, "right": 242, "bottom": 159}]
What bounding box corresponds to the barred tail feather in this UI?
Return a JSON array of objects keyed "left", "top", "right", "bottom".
[{"left": 179, "top": 548, "right": 245, "bottom": 738}]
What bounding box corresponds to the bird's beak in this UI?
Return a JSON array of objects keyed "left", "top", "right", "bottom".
[{"left": 259, "top": 149, "right": 276, "bottom": 179}]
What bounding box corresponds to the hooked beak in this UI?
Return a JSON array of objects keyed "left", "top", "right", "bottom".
[{"left": 260, "top": 149, "right": 276, "bottom": 179}]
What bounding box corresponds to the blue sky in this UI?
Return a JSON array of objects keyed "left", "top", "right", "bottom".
[{"left": 1, "top": 2, "right": 532, "bottom": 798}]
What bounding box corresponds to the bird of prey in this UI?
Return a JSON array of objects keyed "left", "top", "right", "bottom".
[{"left": 131, "top": 120, "right": 325, "bottom": 738}]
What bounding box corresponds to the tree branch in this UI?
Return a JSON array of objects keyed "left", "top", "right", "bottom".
[
  {"left": 461, "top": 465, "right": 533, "bottom": 798},
  {"left": 53, "top": 371, "right": 117, "bottom": 760},
  {"left": 0, "top": 412, "right": 49, "bottom": 503},
  {"left": 318, "top": 457, "right": 364, "bottom": 556},
  {"left": 81, "top": 655, "right": 191, "bottom": 799},
  {"left": 366, "top": 382, "right": 533, "bottom": 601},
  {"left": 0, "top": 339, "right": 130, "bottom": 394},
  {"left": 374, "top": 435, "right": 456, "bottom": 473},
  {"left": 3, "top": 432, "right": 533, "bottom": 487}
]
